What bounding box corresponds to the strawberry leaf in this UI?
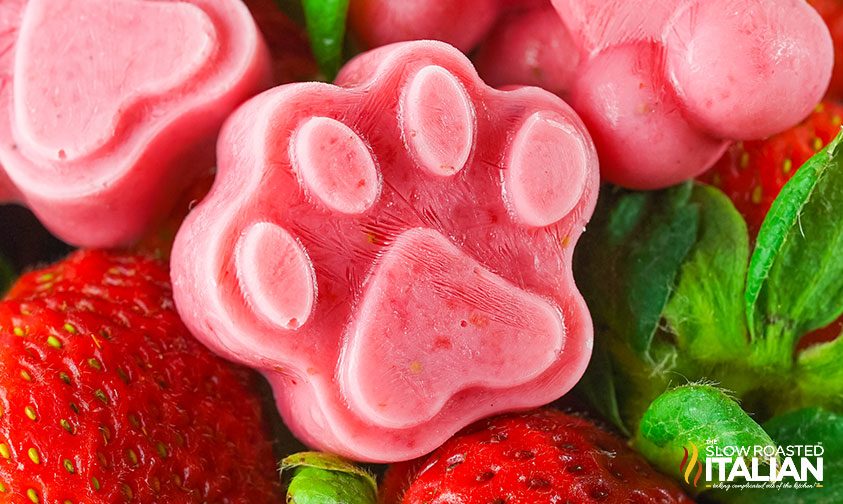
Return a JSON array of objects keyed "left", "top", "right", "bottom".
[
  {"left": 301, "top": 0, "right": 349, "bottom": 80},
  {"left": 575, "top": 182, "right": 699, "bottom": 362},
  {"left": 793, "top": 333, "right": 843, "bottom": 411},
  {"left": 575, "top": 183, "right": 701, "bottom": 429},
  {"left": 634, "top": 385, "right": 775, "bottom": 490},
  {"left": 574, "top": 340, "right": 629, "bottom": 435},
  {"left": 663, "top": 185, "right": 750, "bottom": 365},
  {"left": 746, "top": 131, "right": 843, "bottom": 367},
  {"left": 282, "top": 451, "right": 377, "bottom": 504}
]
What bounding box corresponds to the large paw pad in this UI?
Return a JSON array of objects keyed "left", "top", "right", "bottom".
[
  {"left": 172, "top": 41, "right": 598, "bottom": 461},
  {"left": 343, "top": 228, "right": 566, "bottom": 430},
  {"left": 0, "top": 0, "right": 270, "bottom": 246}
]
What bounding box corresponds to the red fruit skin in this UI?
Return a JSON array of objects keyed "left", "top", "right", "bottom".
[
  {"left": 379, "top": 459, "right": 426, "bottom": 504},
  {"left": 474, "top": 5, "right": 580, "bottom": 96},
  {"left": 0, "top": 251, "right": 281, "bottom": 503},
  {"left": 700, "top": 101, "right": 843, "bottom": 236},
  {"left": 798, "top": 317, "right": 843, "bottom": 351},
  {"left": 399, "top": 409, "right": 692, "bottom": 504},
  {"left": 810, "top": 0, "right": 843, "bottom": 100}
]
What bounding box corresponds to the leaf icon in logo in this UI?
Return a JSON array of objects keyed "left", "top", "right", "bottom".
[{"left": 679, "top": 442, "right": 703, "bottom": 487}]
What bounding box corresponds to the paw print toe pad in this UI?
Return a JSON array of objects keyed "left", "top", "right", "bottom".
[
  {"left": 401, "top": 65, "right": 475, "bottom": 177},
  {"left": 506, "top": 112, "right": 590, "bottom": 227},
  {"left": 292, "top": 117, "right": 381, "bottom": 214},
  {"left": 235, "top": 222, "right": 315, "bottom": 331}
]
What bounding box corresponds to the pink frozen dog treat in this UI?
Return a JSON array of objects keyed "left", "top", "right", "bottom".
[
  {"left": 479, "top": 0, "right": 833, "bottom": 189},
  {"left": 172, "top": 41, "right": 598, "bottom": 461},
  {"left": 348, "top": 0, "right": 542, "bottom": 52},
  {"left": 475, "top": 5, "right": 580, "bottom": 96},
  {"left": 0, "top": 0, "right": 270, "bottom": 246}
]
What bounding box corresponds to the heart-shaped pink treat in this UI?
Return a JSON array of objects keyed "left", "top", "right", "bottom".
[
  {"left": 476, "top": 0, "right": 833, "bottom": 189},
  {"left": 171, "top": 41, "right": 598, "bottom": 461},
  {"left": 0, "top": 0, "right": 270, "bottom": 246}
]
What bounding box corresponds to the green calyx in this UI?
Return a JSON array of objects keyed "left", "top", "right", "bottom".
[
  {"left": 576, "top": 131, "right": 843, "bottom": 494},
  {"left": 635, "top": 385, "right": 775, "bottom": 491},
  {"left": 282, "top": 451, "right": 377, "bottom": 504},
  {"left": 636, "top": 387, "right": 843, "bottom": 503}
]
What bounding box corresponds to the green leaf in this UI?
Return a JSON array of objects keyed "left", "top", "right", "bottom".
[
  {"left": 301, "top": 0, "right": 349, "bottom": 80},
  {"left": 634, "top": 385, "right": 774, "bottom": 489},
  {"left": 574, "top": 339, "right": 629, "bottom": 435},
  {"left": 792, "top": 334, "right": 843, "bottom": 411},
  {"left": 575, "top": 182, "right": 700, "bottom": 362},
  {"left": 746, "top": 131, "right": 843, "bottom": 368},
  {"left": 721, "top": 408, "right": 842, "bottom": 503},
  {"left": 605, "top": 191, "right": 650, "bottom": 246},
  {"left": 663, "top": 185, "right": 750, "bottom": 364},
  {"left": 282, "top": 451, "right": 377, "bottom": 504},
  {"left": 575, "top": 183, "right": 703, "bottom": 430}
]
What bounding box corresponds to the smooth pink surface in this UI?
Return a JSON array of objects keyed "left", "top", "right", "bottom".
[
  {"left": 348, "top": 0, "right": 831, "bottom": 189},
  {"left": 475, "top": 5, "right": 580, "bottom": 96},
  {"left": 664, "top": 0, "right": 832, "bottom": 140},
  {"left": 348, "top": 0, "right": 540, "bottom": 52},
  {"left": 480, "top": 0, "right": 833, "bottom": 189},
  {"left": 172, "top": 41, "right": 598, "bottom": 461},
  {"left": 0, "top": 0, "right": 270, "bottom": 246},
  {"left": 568, "top": 42, "right": 730, "bottom": 190}
]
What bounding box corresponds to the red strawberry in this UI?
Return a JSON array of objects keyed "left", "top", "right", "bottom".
[
  {"left": 392, "top": 409, "right": 691, "bottom": 504},
  {"left": 0, "top": 250, "right": 281, "bottom": 503},
  {"left": 700, "top": 101, "right": 843, "bottom": 236},
  {"left": 379, "top": 459, "right": 425, "bottom": 504},
  {"left": 699, "top": 100, "right": 843, "bottom": 349},
  {"left": 809, "top": 0, "right": 843, "bottom": 100},
  {"left": 798, "top": 316, "right": 843, "bottom": 350}
]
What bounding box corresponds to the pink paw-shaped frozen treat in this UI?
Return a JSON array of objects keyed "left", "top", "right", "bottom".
[
  {"left": 348, "top": 0, "right": 542, "bottom": 53},
  {"left": 479, "top": 0, "right": 833, "bottom": 189},
  {"left": 475, "top": 4, "right": 580, "bottom": 97},
  {"left": 0, "top": 0, "right": 270, "bottom": 246},
  {"left": 171, "top": 41, "right": 599, "bottom": 462}
]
